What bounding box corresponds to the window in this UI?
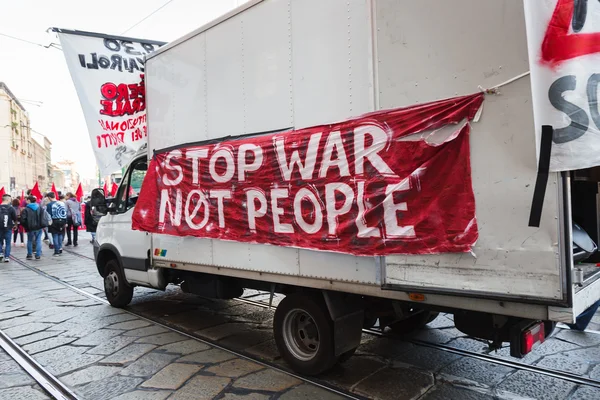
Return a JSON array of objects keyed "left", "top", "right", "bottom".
[{"left": 115, "top": 158, "right": 148, "bottom": 213}]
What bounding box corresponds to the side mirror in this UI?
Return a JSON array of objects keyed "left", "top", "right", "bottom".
[{"left": 91, "top": 188, "right": 108, "bottom": 215}]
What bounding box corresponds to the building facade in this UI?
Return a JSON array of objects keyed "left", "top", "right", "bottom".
[
  {"left": 52, "top": 166, "right": 65, "bottom": 192},
  {"left": 32, "top": 137, "right": 48, "bottom": 192},
  {"left": 0, "top": 82, "right": 53, "bottom": 196},
  {"left": 55, "top": 160, "right": 80, "bottom": 193},
  {"left": 43, "top": 136, "right": 52, "bottom": 187},
  {"left": 31, "top": 132, "right": 53, "bottom": 193}
]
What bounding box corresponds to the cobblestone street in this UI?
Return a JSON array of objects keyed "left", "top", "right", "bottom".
[
  {"left": 0, "top": 244, "right": 345, "bottom": 400},
  {"left": 1, "top": 242, "right": 600, "bottom": 399},
  {"left": 3, "top": 1, "right": 600, "bottom": 399}
]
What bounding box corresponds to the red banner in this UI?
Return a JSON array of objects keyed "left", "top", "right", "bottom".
[{"left": 133, "top": 94, "right": 483, "bottom": 256}]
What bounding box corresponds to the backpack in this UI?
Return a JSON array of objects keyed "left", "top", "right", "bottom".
[
  {"left": 21, "top": 207, "right": 42, "bottom": 231},
  {"left": 0, "top": 205, "right": 10, "bottom": 229},
  {"left": 41, "top": 208, "right": 52, "bottom": 228},
  {"left": 73, "top": 210, "right": 82, "bottom": 227}
]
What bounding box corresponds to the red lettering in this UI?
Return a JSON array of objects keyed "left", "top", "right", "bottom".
[
  {"left": 122, "top": 99, "right": 133, "bottom": 115},
  {"left": 101, "top": 83, "right": 118, "bottom": 100},
  {"left": 115, "top": 100, "right": 123, "bottom": 115},
  {"left": 541, "top": 0, "right": 600, "bottom": 67},
  {"left": 132, "top": 98, "right": 141, "bottom": 113},
  {"left": 132, "top": 128, "right": 143, "bottom": 142},
  {"left": 117, "top": 84, "right": 129, "bottom": 102},
  {"left": 128, "top": 83, "right": 139, "bottom": 98},
  {"left": 100, "top": 100, "right": 114, "bottom": 116}
]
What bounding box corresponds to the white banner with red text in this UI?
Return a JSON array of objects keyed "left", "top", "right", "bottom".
[{"left": 55, "top": 29, "right": 165, "bottom": 175}]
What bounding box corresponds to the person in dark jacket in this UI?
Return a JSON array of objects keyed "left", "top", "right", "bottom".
[
  {"left": 11, "top": 199, "right": 24, "bottom": 247},
  {"left": 84, "top": 198, "right": 97, "bottom": 243},
  {"left": 0, "top": 194, "right": 17, "bottom": 262},
  {"left": 21, "top": 196, "right": 44, "bottom": 260},
  {"left": 64, "top": 192, "right": 81, "bottom": 247},
  {"left": 45, "top": 192, "right": 66, "bottom": 256}
]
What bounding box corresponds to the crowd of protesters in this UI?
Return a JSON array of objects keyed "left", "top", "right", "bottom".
[{"left": 0, "top": 191, "right": 96, "bottom": 261}]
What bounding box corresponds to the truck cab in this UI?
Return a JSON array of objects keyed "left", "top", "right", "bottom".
[{"left": 93, "top": 151, "right": 167, "bottom": 306}]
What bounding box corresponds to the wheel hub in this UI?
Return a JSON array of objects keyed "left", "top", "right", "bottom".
[
  {"left": 282, "top": 309, "right": 320, "bottom": 362},
  {"left": 105, "top": 271, "right": 119, "bottom": 297}
]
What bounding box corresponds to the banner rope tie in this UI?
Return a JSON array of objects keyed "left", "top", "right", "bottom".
[{"left": 478, "top": 71, "right": 531, "bottom": 95}]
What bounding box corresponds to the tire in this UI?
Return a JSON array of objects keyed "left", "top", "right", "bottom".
[
  {"left": 104, "top": 259, "right": 133, "bottom": 308},
  {"left": 273, "top": 293, "right": 337, "bottom": 375},
  {"left": 383, "top": 311, "right": 437, "bottom": 335}
]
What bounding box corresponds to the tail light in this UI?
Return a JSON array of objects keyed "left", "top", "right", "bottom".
[
  {"left": 522, "top": 322, "right": 545, "bottom": 354},
  {"left": 510, "top": 321, "right": 545, "bottom": 358}
]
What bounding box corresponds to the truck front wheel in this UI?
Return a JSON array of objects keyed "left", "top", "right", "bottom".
[
  {"left": 274, "top": 293, "right": 337, "bottom": 375},
  {"left": 104, "top": 259, "right": 133, "bottom": 308}
]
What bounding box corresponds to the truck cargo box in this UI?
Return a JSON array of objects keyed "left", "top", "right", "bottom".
[{"left": 96, "top": 0, "right": 600, "bottom": 327}]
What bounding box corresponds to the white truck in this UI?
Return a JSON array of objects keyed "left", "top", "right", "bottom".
[{"left": 91, "top": 0, "right": 600, "bottom": 375}]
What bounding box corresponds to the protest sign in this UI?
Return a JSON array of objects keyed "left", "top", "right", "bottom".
[
  {"left": 55, "top": 28, "right": 165, "bottom": 175},
  {"left": 524, "top": 0, "right": 600, "bottom": 171},
  {"left": 133, "top": 94, "right": 483, "bottom": 256}
]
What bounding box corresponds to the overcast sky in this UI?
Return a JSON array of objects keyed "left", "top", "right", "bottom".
[{"left": 0, "top": 0, "right": 247, "bottom": 180}]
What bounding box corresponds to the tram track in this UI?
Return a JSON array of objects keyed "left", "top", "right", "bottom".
[
  {"left": 0, "top": 328, "right": 80, "bottom": 400},
  {"left": 8, "top": 254, "right": 365, "bottom": 400},
  {"left": 234, "top": 297, "right": 600, "bottom": 389},
  {"left": 59, "top": 248, "right": 600, "bottom": 390}
]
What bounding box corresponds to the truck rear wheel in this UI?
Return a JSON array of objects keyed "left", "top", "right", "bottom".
[
  {"left": 274, "top": 293, "right": 337, "bottom": 375},
  {"left": 104, "top": 259, "right": 133, "bottom": 308}
]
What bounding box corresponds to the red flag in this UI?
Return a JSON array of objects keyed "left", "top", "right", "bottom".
[
  {"left": 75, "top": 183, "right": 84, "bottom": 202},
  {"left": 111, "top": 182, "right": 118, "bottom": 197},
  {"left": 0, "top": 187, "right": 5, "bottom": 197},
  {"left": 103, "top": 182, "right": 108, "bottom": 196},
  {"left": 50, "top": 183, "right": 58, "bottom": 199},
  {"left": 30, "top": 182, "right": 43, "bottom": 202}
]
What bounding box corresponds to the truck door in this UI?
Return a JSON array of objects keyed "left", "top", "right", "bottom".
[
  {"left": 372, "top": 0, "right": 569, "bottom": 305},
  {"left": 105, "top": 157, "right": 151, "bottom": 277},
  {"left": 377, "top": 93, "right": 568, "bottom": 304}
]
